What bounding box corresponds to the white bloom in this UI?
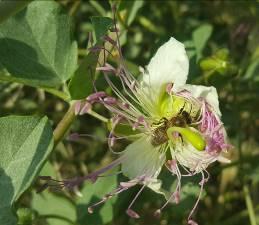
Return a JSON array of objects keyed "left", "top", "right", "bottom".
[
  {"left": 45, "top": 37, "right": 232, "bottom": 224},
  {"left": 80, "top": 37, "right": 231, "bottom": 223}
]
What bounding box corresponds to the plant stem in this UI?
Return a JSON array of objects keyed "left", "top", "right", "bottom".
[
  {"left": 0, "top": 74, "right": 70, "bottom": 102},
  {"left": 53, "top": 101, "right": 109, "bottom": 147},
  {"left": 88, "top": 109, "right": 109, "bottom": 123},
  {"left": 53, "top": 103, "right": 76, "bottom": 147},
  {"left": 243, "top": 185, "right": 258, "bottom": 225},
  {"left": 44, "top": 87, "right": 70, "bottom": 102}
]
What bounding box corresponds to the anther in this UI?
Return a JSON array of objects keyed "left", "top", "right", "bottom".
[
  {"left": 102, "top": 35, "right": 117, "bottom": 46},
  {"left": 67, "top": 133, "right": 80, "bottom": 141},
  {"left": 104, "top": 97, "right": 117, "bottom": 105},
  {"left": 87, "top": 91, "right": 107, "bottom": 101},
  {"left": 79, "top": 102, "right": 92, "bottom": 115},
  {"left": 154, "top": 209, "right": 161, "bottom": 218},
  {"left": 126, "top": 209, "right": 140, "bottom": 219},
  {"left": 188, "top": 219, "right": 198, "bottom": 225},
  {"left": 88, "top": 207, "right": 94, "bottom": 214},
  {"left": 74, "top": 101, "right": 82, "bottom": 115}
]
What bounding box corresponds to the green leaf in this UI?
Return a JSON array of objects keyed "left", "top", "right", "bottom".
[
  {"left": 68, "top": 16, "right": 113, "bottom": 100},
  {"left": 0, "top": 0, "right": 32, "bottom": 24},
  {"left": 32, "top": 192, "right": 76, "bottom": 225},
  {"left": 192, "top": 24, "right": 213, "bottom": 61},
  {"left": 76, "top": 169, "right": 118, "bottom": 225},
  {"left": 69, "top": 16, "right": 114, "bottom": 100},
  {"left": 0, "top": 116, "right": 54, "bottom": 225},
  {"left": 0, "top": 1, "right": 77, "bottom": 89},
  {"left": 91, "top": 16, "right": 113, "bottom": 42},
  {"left": 68, "top": 51, "right": 99, "bottom": 100}
]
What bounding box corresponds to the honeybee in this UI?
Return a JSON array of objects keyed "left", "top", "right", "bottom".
[{"left": 151, "top": 101, "right": 200, "bottom": 147}]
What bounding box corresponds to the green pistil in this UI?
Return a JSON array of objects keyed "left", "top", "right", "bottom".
[{"left": 167, "top": 126, "right": 206, "bottom": 151}]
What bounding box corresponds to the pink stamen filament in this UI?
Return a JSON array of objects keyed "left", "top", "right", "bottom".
[
  {"left": 127, "top": 185, "right": 146, "bottom": 212},
  {"left": 187, "top": 171, "right": 205, "bottom": 223}
]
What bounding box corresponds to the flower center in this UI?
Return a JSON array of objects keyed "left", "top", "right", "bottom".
[{"left": 151, "top": 94, "right": 204, "bottom": 150}]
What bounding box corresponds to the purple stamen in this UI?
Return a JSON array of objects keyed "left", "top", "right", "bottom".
[
  {"left": 198, "top": 102, "right": 231, "bottom": 154},
  {"left": 154, "top": 209, "right": 161, "bottom": 218},
  {"left": 87, "top": 91, "right": 107, "bottom": 102},
  {"left": 187, "top": 171, "right": 205, "bottom": 223},
  {"left": 88, "top": 46, "right": 101, "bottom": 53},
  {"left": 67, "top": 132, "right": 80, "bottom": 141},
  {"left": 188, "top": 219, "right": 198, "bottom": 225},
  {"left": 88, "top": 207, "right": 94, "bottom": 214},
  {"left": 132, "top": 116, "right": 149, "bottom": 130},
  {"left": 104, "top": 97, "right": 117, "bottom": 105},
  {"left": 166, "top": 159, "right": 178, "bottom": 174},
  {"left": 79, "top": 102, "right": 92, "bottom": 115},
  {"left": 87, "top": 177, "right": 143, "bottom": 216},
  {"left": 173, "top": 190, "right": 180, "bottom": 204},
  {"left": 96, "top": 63, "right": 117, "bottom": 73},
  {"left": 127, "top": 185, "right": 145, "bottom": 211},
  {"left": 102, "top": 35, "right": 117, "bottom": 46},
  {"left": 75, "top": 101, "right": 82, "bottom": 115},
  {"left": 126, "top": 209, "right": 140, "bottom": 219},
  {"left": 109, "top": 134, "right": 116, "bottom": 147},
  {"left": 120, "top": 180, "right": 138, "bottom": 188},
  {"left": 122, "top": 102, "right": 130, "bottom": 109}
]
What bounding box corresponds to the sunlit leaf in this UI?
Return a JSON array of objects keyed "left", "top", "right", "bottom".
[
  {"left": 192, "top": 24, "right": 213, "bottom": 61},
  {"left": 91, "top": 16, "right": 113, "bottom": 42},
  {"left": 0, "top": 116, "right": 53, "bottom": 225},
  {"left": 32, "top": 192, "right": 76, "bottom": 225},
  {"left": 68, "top": 51, "right": 99, "bottom": 100},
  {"left": 0, "top": 1, "right": 77, "bottom": 89}
]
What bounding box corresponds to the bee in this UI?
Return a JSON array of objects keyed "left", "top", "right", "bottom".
[{"left": 151, "top": 101, "right": 200, "bottom": 147}]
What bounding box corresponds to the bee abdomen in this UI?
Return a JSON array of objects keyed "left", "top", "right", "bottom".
[{"left": 151, "top": 126, "right": 168, "bottom": 146}]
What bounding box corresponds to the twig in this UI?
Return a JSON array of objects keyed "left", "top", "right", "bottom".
[{"left": 53, "top": 103, "right": 76, "bottom": 147}]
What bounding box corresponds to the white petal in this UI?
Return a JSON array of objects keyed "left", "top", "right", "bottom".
[
  {"left": 217, "top": 155, "right": 231, "bottom": 163},
  {"left": 179, "top": 84, "right": 221, "bottom": 116},
  {"left": 170, "top": 143, "right": 219, "bottom": 173},
  {"left": 142, "top": 37, "right": 189, "bottom": 98},
  {"left": 121, "top": 136, "right": 166, "bottom": 180}
]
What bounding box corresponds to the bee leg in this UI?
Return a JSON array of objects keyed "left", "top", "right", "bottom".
[
  {"left": 178, "top": 101, "right": 186, "bottom": 116},
  {"left": 153, "top": 117, "right": 168, "bottom": 125},
  {"left": 179, "top": 134, "right": 184, "bottom": 146}
]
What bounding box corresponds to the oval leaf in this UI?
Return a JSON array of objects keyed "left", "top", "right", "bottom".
[
  {"left": 0, "top": 1, "right": 77, "bottom": 89},
  {"left": 0, "top": 116, "right": 54, "bottom": 225}
]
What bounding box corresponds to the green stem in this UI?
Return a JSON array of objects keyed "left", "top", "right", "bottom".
[
  {"left": 53, "top": 103, "right": 76, "bottom": 147},
  {"left": 44, "top": 87, "right": 70, "bottom": 102},
  {"left": 88, "top": 109, "right": 108, "bottom": 123},
  {"left": 53, "top": 101, "right": 109, "bottom": 147},
  {"left": 0, "top": 74, "right": 70, "bottom": 102},
  {"left": 243, "top": 185, "right": 258, "bottom": 225}
]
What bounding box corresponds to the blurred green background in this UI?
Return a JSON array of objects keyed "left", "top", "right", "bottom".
[{"left": 1, "top": 1, "right": 259, "bottom": 225}]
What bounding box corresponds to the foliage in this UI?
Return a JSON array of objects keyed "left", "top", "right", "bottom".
[{"left": 0, "top": 1, "right": 259, "bottom": 225}]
